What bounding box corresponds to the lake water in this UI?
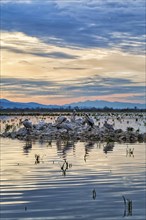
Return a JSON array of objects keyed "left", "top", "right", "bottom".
[{"left": 1, "top": 137, "right": 145, "bottom": 220}]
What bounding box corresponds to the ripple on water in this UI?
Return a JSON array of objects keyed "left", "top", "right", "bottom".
[{"left": 0, "top": 137, "right": 145, "bottom": 220}]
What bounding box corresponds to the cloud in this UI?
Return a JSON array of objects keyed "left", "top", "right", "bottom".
[
  {"left": 1, "top": 31, "right": 145, "bottom": 101},
  {"left": 2, "top": 46, "right": 78, "bottom": 59},
  {"left": 126, "top": 95, "right": 145, "bottom": 102},
  {"left": 1, "top": 32, "right": 79, "bottom": 59},
  {"left": 1, "top": 0, "right": 145, "bottom": 53},
  {"left": 1, "top": 76, "right": 144, "bottom": 100},
  {"left": 1, "top": 0, "right": 32, "bottom": 3}
]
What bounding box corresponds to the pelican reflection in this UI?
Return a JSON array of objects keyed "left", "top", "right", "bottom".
[
  {"left": 103, "top": 142, "right": 114, "bottom": 154},
  {"left": 23, "top": 140, "right": 32, "bottom": 154},
  {"left": 84, "top": 142, "right": 95, "bottom": 162}
]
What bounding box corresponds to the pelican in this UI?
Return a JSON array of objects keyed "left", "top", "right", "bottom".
[
  {"left": 59, "top": 122, "right": 73, "bottom": 132},
  {"left": 70, "top": 110, "right": 84, "bottom": 125},
  {"left": 103, "top": 121, "right": 114, "bottom": 131},
  {"left": 84, "top": 113, "right": 94, "bottom": 128},
  {"left": 22, "top": 119, "right": 33, "bottom": 134},
  {"left": 23, "top": 119, "right": 32, "bottom": 128},
  {"left": 70, "top": 109, "right": 77, "bottom": 123},
  {"left": 34, "top": 120, "right": 46, "bottom": 130},
  {"left": 53, "top": 115, "right": 67, "bottom": 128}
]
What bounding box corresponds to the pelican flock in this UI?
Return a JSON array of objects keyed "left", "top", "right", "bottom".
[{"left": 1, "top": 110, "right": 146, "bottom": 143}]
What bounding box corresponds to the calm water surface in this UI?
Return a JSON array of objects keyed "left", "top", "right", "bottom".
[{"left": 0, "top": 137, "right": 145, "bottom": 220}]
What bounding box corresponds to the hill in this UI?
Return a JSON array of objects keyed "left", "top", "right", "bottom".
[{"left": 0, "top": 99, "right": 145, "bottom": 110}]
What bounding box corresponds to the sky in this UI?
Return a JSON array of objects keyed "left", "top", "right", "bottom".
[{"left": 1, "top": 0, "right": 145, "bottom": 105}]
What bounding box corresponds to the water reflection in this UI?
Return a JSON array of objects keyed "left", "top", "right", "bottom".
[
  {"left": 122, "top": 196, "right": 133, "bottom": 217},
  {"left": 0, "top": 138, "right": 145, "bottom": 220},
  {"left": 35, "top": 154, "right": 40, "bottom": 164},
  {"left": 56, "top": 139, "right": 75, "bottom": 159},
  {"left": 62, "top": 140, "right": 75, "bottom": 159},
  {"left": 23, "top": 140, "right": 32, "bottom": 154},
  {"left": 60, "top": 159, "right": 69, "bottom": 176},
  {"left": 46, "top": 140, "right": 52, "bottom": 147},
  {"left": 84, "top": 142, "right": 95, "bottom": 162},
  {"left": 103, "top": 142, "right": 114, "bottom": 154},
  {"left": 126, "top": 146, "right": 134, "bottom": 157},
  {"left": 92, "top": 189, "right": 96, "bottom": 200}
]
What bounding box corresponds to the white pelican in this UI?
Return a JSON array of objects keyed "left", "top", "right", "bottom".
[
  {"left": 84, "top": 113, "right": 94, "bottom": 128},
  {"left": 59, "top": 123, "right": 73, "bottom": 131},
  {"left": 70, "top": 109, "right": 77, "bottom": 123},
  {"left": 53, "top": 115, "right": 67, "bottom": 127},
  {"left": 23, "top": 119, "right": 32, "bottom": 129},
  {"left": 22, "top": 119, "right": 33, "bottom": 134},
  {"left": 103, "top": 121, "right": 114, "bottom": 131}
]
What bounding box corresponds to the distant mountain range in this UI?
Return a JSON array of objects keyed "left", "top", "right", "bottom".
[
  {"left": 64, "top": 100, "right": 145, "bottom": 109},
  {"left": 0, "top": 99, "right": 145, "bottom": 110},
  {"left": 0, "top": 99, "right": 60, "bottom": 109}
]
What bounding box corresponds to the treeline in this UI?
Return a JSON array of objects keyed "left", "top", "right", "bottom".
[{"left": 0, "top": 107, "right": 145, "bottom": 116}]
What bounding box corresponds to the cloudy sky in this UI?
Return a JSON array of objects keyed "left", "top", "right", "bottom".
[{"left": 1, "top": 0, "right": 145, "bottom": 105}]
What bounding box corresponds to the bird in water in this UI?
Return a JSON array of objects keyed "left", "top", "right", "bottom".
[
  {"left": 70, "top": 109, "right": 77, "bottom": 123},
  {"left": 84, "top": 113, "right": 94, "bottom": 129},
  {"left": 33, "top": 120, "right": 46, "bottom": 130},
  {"left": 70, "top": 110, "right": 84, "bottom": 125},
  {"left": 22, "top": 119, "right": 33, "bottom": 134},
  {"left": 103, "top": 120, "right": 114, "bottom": 131},
  {"left": 59, "top": 123, "right": 73, "bottom": 132},
  {"left": 53, "top": 115, "right": 67, "bottom": 128},
  {"left": 53, "top": 115, "right": 73, "bottom": 133}
]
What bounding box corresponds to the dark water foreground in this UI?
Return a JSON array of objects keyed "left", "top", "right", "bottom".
[{"left": 0, "top": 138, "right": 145, "bottom": 220}]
